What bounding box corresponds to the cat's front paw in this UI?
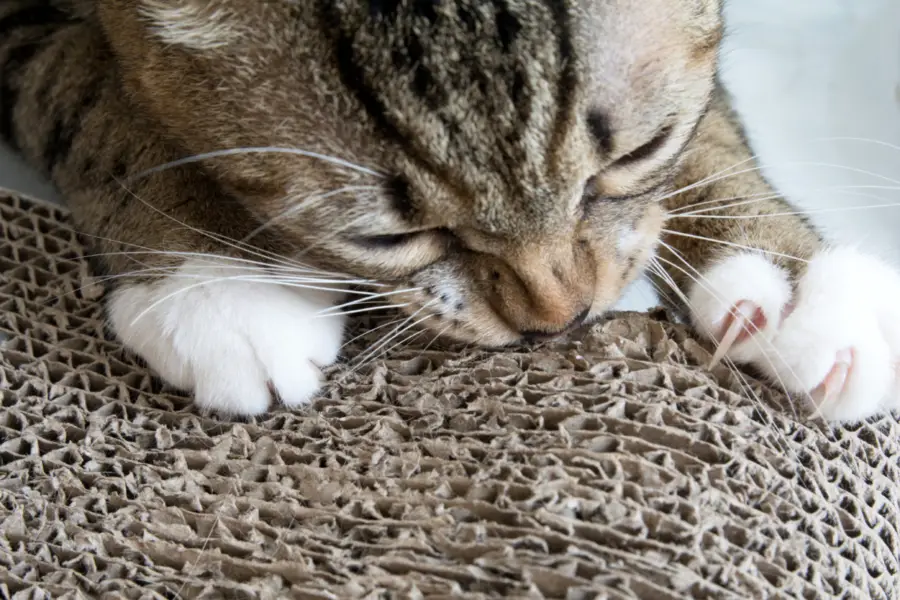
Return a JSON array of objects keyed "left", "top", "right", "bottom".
[
  {"left": 689, "top": 247, "right": 900, "bottom": 423},
  {"left": 107, "top": 259, "right": 346, "bottom": 416}
]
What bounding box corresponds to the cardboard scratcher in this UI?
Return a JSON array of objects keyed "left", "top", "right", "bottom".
[{"left": 1, "top": 189, "right": 899, "bottom": 599}]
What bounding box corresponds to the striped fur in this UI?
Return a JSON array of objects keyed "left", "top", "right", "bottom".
[{"left": 0, "top": 1, "right": 832, "bottom": 416}]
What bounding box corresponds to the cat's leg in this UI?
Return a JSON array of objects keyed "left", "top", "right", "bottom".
[
  {"left": 2, "top": 15, "right": 346, "bottom": 416},
  {"left": 72, "top": 165, "right": 346, "bottom": 418},
  {"left": 70, "top": 167, "right": 346, "bottom": 418},
  {"left": 660, "top": 87, "right": 900, "bottom": 423}
]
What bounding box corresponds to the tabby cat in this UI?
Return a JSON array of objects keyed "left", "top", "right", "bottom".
[{"left": 2, "top": 0, "right": 899, "bottom": 422}]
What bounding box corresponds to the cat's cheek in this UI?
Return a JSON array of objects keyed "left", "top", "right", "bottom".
[{"left": 106, "top": 258, "right": 346, "bottom": 416}]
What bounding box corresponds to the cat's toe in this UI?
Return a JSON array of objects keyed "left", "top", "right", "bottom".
[
  {"left": 691, "top": 247, "right": 900, "bottom": 423},
  {"left": 689, "top": 252, "right": 792, "bottom": 365}
]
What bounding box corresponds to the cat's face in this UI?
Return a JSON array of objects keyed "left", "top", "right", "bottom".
[{"left": 100, "top": 0, "right": 721, "bottom": 345}]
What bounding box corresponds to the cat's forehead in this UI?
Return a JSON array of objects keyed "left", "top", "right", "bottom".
[
  {"left": 136, "top": 0, "right": 721, "bottom": 234},
  {"left": 322, "top": 1, "right": 576, "bottom": 206},
  {"left": 318, "top": 1, "right": 720, "bottom": 231}
]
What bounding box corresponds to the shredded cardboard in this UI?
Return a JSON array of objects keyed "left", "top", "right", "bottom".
[{"left": 1, "top": 189, "right": 899, "bottom": 599}]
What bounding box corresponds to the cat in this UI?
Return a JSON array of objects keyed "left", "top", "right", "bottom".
[{"left": 2, "top": 0, "right": 898, "bottom": 423}]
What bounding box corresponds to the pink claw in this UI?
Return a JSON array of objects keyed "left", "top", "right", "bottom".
[
  {"left": 811, "top": 348, "right": 853, "bottom": 411},
  {"left": 709, "top": 300, "right": 767, "bottom": 368}
]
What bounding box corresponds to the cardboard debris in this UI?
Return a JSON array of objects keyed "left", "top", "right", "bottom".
[{"left": 1, "top": 190, "right": 899, "bottom": 599}]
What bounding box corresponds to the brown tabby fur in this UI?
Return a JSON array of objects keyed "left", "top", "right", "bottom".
[{"left": 1, "top": 0, "right": 821, "bottom": 348}]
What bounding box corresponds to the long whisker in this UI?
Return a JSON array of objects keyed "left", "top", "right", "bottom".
[
  {"left": 657, "top": 159, "right": 900, "bottom": 209},
  {"left": 67, "top": 248, "right": 353, "bottom": 276},
  {"left": 348, "top": 300, "right": 439, "bottom": 372},
  {"left": 316, "top": 287, "right": 423, "bottom": 316},
  {"left": 654, "top": 243, "right": 824, "bottom": 423},
  {"left": 666, "top": 190, "right": 786, "bottom": 216},
  {"left": 670, "top": 200, "right": 900, "bottom": 221},
  {"left": 423, "top": 323, "right": 455, "bottom": 352},
  {"left": 113, "top": 178, "right": 319, "bottom": 272},
  {"left": 126, "top": 273, "right": 384, "bottom": 328},
  {"left": 647, "top": 256, "right": 804, "bottom": 456},
  {"left": 291, "top": 213, "right": 379, "bottom": 262},
  {"left": 670, "top": 187, "right": 900, "bottom": 218},
  {"left": 340, "top": 315, "right": 408, "bottom": 350},
  {"left": 319, "top": 302, "right": 415, "bottom": 318},
  {"left": 242, "top": 185, "right": 380, "bottom": 242},
  {"left": 812, "top": 135, "right": 900, "bottom": 154},
  {"left": 660, "top": 228, "right": 809, "bottom": 263},
  {"left": 129, "top": 147, "right": 385, "bottom": 180}
]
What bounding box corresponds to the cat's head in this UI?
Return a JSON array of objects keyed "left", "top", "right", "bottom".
[{"left": 100, "top": 0, "right": 721, "bottom": 345}]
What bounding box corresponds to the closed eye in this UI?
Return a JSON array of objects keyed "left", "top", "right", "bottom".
[
  {"left": 354, "top": 228, "right": 455, "bottom": 250},
  {"left": 354, "top": 232, "right": 422, "bottom": 249},
  {"left": 610, "top": 125, "right": 673, "bottom": 168}
]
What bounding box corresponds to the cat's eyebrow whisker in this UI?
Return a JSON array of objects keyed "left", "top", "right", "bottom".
[
  {"left": 129, "top": 147, "right": 385, "bottom": 181},
  {"left": 291, "top": 213, "right": 378, "bottom": 261},
  {"left": 660, "top": 228, "right": 809, "bottom": 264},
  {"left": 669, "top": 185, "right": 900, "bottom": 218},
  {"left": 671, "top": 201, "right": 900, "bottom": 221},
  {"left": 662, "top": 153, "right": 766, "bottom": 200},
  {"left": 656, "top": 164, "right": 768, "bottom": 204},
  {"left": 666, "top": 190, "right": 787, "bottom": 216},
  {"left": 811, "top": 135, "right": 900, "bottom": 154}
]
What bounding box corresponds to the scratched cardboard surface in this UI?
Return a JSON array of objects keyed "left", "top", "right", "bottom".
[{"left": 1, "top": 189, "right": 899, "bottom": 599}]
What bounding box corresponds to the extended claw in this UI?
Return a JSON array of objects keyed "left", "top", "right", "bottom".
[
  {"left": 811, "top": 348, "right": 853, "bottom": 413},
  {"left": 709, "top": 300, "right": 767, "bottom": 368}
]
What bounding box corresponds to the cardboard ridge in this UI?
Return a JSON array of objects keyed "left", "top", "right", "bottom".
[{"left": 1, "top": 190, "right": 898, "bottom": 599}]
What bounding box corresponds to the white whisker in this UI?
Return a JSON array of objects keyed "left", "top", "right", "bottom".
[
  {"left": 243, "top": 185, "right": 379, "bottom": 242},
  {"left": 316, "top": 287, "right": 423, "bottom": 316},
  {"left": 655, "top": 242, "right": 820, "bottom": 423},
  {"left": 348, "top": 300, "right": 439, "bottom": 371},
  {"left": 130, "top": 147, "right": 385, "bottom": 180},
  {"left": 648, "top": 255, "right": 807, "bottom": 452},
  {"left": 670, "top": 199, "right": 900, "bottom": 221},
  {"left": 317, "top": 302, "right": 415, "bottom": 318},
  {"left": 660, "top": 228, "right": 809, "bottom": 263}
]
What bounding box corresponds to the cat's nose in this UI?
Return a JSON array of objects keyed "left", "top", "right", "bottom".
[{"left": 483, "top": 242, "right": 595, "bottom": 337}]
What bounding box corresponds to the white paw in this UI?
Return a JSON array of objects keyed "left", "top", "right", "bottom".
[
  {"left": 108, "top": 258, "right": 346, "bottom": 416},
  {"left": 689, "top": 247, "right": 900, "bottom": 423}
]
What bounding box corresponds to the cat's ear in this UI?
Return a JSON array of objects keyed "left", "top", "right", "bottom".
[{"left": 139, "top": 0, "right": 244, "bottom": 50}]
